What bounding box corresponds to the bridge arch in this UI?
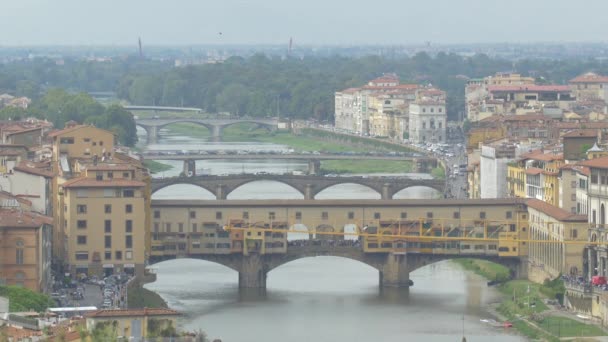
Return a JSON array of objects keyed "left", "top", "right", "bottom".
[
  {"left": 392, "top": 184, "right": 444, "bottom": 199},
  {"left": 219, "top": 120, "right": 276, "bottom": 132},
  {"left": 267, "top": 253, "right": 382, "bottom": 274},
  {"left": 225, "top": 178, "right": 305, "bottom": 199},
  {"left": 313, "top": 182, "right": 382, "bottom": 199},
  {"left": 147, "top": 256, "right": 241, "bottom": 273},
  {"left": 151, "top": 180, "right": 217, "bottom": 198},
  {"left": 155, "top": 120, "right": 215, "bottom": 134}
]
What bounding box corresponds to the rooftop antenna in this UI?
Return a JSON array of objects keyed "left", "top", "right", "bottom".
[
  {"left": 288, "top": 37, "right": 293, "bottom": 56},
  {"left": 138, "top": 37, "right": 143, "bottom": 59}
]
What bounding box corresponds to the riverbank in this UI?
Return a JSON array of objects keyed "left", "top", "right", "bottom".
[
  {"left": 452, "top": 259, "right": 607, "bottom": 341},
  {"left": 127, "top": 284, "right": 168, "bottom": 309},
  {"left": 143, "top": 160, "right": 173, "bottom": 173},
  {"left": 160, "top": 123, "right": 419, "bottom": 174}
]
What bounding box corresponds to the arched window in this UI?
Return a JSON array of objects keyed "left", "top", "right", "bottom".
[{"left": 15, "top": 239, "right": 24, "bottom": 265}]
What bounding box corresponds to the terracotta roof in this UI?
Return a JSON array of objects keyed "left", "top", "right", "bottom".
[
  {"left": 338, "top": 87, "right": 360, "bottom": 94},
  {"left": 560, "top": 164, "right": 591, "bottom": 176},
  {"left": 569, "top": 72, "right": 608, "bottom": 84},
  {"left": 579, "top": 156, "right": 608, "bottom": 169},
  {"left": 0, "top": 326, "right": 42, "bottom": 340},
  {"left": 525, "top": 167, "right": 543, "bottom": 175},
  {"left": 520, "top": 150, "right": 563, "bottom": 162},
  {"left": 48, "top": 124, "right": 113, "bottom": 138},
  {"left": 14, "top": 161, "right": 55, "bottom": 178},
  {"left": 0, "top": 209, "right": 52, "bottom": 228},
  {"left": 86, "top": 308, "right": 180, "bottom": 318},
  {"left": 526, "top": 199, "right": 588, "bottom": 222},
  {"left": 62, "top": 178, "right": 146, "bottom": 188},
  {"left": 562, "top": 129, "right": 598, "bottom": 138}
]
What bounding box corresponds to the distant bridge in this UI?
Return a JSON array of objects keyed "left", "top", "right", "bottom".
[
  {"left": 135, "top": 118, "right": 279, "bottom": 142},
  {"left": 125, "top": 105, "right": 203, "bottom": 112},
  {"left": 150, "top": 174, "right": 446, "bottom": 199},
  {"left": 149, "top": 153, "right": 438, "bottom": 175}
]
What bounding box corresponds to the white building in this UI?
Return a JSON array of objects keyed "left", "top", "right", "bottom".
[
  {"left": 580, "top": 157, "right": 608, "bottom": 226},
  {"left": 0, "top": 161, "right": 53, "bottom": 215},
  {"left": 408, "top": 100, "right": 446, "bottom": 144},
  {"left": 479, "top": 144, "right": 516, "bottom": 198}
]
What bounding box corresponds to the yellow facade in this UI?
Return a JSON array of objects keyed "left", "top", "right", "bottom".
[
  {"left": 466, "top": 127, "right": 506, "bottom": 152},
  {"left": 60, "top": 165, "right": 147, "bottom": 277},
  {"left": 150, "top": 199, "right": 529, "bottom": 259},
  {"left": 507, "top": 163, "right": 526, "bottom": 198},
  {"left": 50, "top": 124, "right": 115, "bottom": 163}
]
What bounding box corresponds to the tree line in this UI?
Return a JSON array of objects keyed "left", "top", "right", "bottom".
[{"left": 2, "top": 52, "right": 608, "bottom": 127}]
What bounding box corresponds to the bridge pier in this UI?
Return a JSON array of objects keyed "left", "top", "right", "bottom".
[
  {"left": 147, "top": 126, "right": 159, "bottom": 144},
  {"left": 216, "top": 184, "right": 227, "bottom": 200},
  {"left": 382, "top": 183, "right": 392, "bottom": 200},
  {"left": 238, "top": 254, "right": 268, "bottom": 288},
  {"left": 211, "top": 125, "right": 224, "bottom": 142},
  {"left": 307, "top": 160, "right": 321, "bottom": 175},
  {"left": 379, "top": 253, "right": 410, "bottom": 287},
  {"left": 305, "top": 184, "right": 314, "bottom": 200},
  {"left": 182, "top": 159, "right": 196, "bottom": 177}
]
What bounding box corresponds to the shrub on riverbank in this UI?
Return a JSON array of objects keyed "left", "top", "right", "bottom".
[
  {"left": 127, "top": 285, "right": 168, "bottom": 309},
  {"left": 143, "top": 160, "right": 173, "bottom": 174},
  {"left": 452, "top": 258, "right": 510, "bottom": 282}
]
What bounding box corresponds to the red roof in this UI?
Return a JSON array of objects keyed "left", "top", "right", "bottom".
[
  {"left": 520, "top": 150, "right": 563, "bottom": 162},
  {"left": 488, "top": 85, "right": 571, "bottom": 93},
  {"left": 0, "top": 209, "right": 52, "bottom": 228},
  {"left": 579, "top": 156, "right": 608, "bottom": 169},
  {"left": 526, "top": 199, "right": 587, "bottom": 222},
  {"left": 569, "top": 72, "right": 608, "bottom": 84},
  {"left": 562, "top": 129, "right": 599, "bottom": 138},
  {"left": 525, "top": 167, "right": 543, "bottom": 175},
  {"left": 14, "top": 161, "right": 54, "bottom": 178},
  {"left": 62, "top": 178, "right": 146, "bottom": 188}
]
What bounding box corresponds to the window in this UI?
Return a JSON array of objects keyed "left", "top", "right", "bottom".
[
  {"left": 84, "top": 138, "right": 91, "bottom": 142},
  {"left": 242, "top": 211, "right": 249, "bottom": 219},
  {"left": 123, "top": 172, "right": 130, "bottom": 178},
  {"left": 401, "top": 212, "right": 407, "bottom": 219},
  {"left": 105, "top": 236, "right": 112, "bottom": 248},
  {"left": 268, "top": 212, "right": 275, "bottom": 220},
  {"left": 295, "top": 212, "right": 302, "bottom": 220},
  {"left": 76, "top": 190, "right": 88, "bottom": 197},
  {"left": 60, "top": 137, "right": 74, "bottom": 144},
  {"left": 453, "top": 212, "right": 460, "bottom": 219},
  {"left": 77, "top": 220, "right": 87, "bottom": 229},
  {"left": 154, "top": 210, "right": 160, "bottom": 219},
  {"left": 154, "top": 223, "right": 159, "bottom": 233},
  {"left": 125, "top": 235, "right": 132, "bottom": 248},
  {"left": 572, "top": 229, "right": 578, "bottom": 239},
  {"left": 104, "top": 220, "right": 111, "bottom": 233},
  {"left": 571, "top": 194, "right": 577, "bottom": 201},
  {"left": 103, "top": 189, "right": 114, "bottom": 197},
  {"left": 104, "top": 204, "right": 112, "bottom": 213},
  {"left": 165, "top": 223, "right": 172, "bottom": 232},
  {"left": 77, "top": 205, "right": 87, "bottom": 214},
  {"left": 509, "top": 224, "right": 516, "bottom": 232},
  {"left": 123, "top": 189, "right": 134, "bottom": 197},
  {"left": 115, "top": 251, "right": 122, "bottom": 260},
  {"left": 348, "top": 212, "right": 355, "bottom": 219},
  {"left": 322, "top": 212, "right": 329, "bottom": 220},
  {"left": 374, "top": 212, "right": 381, "bottom": 219},
  {"left": 125, "top": 204, "right": 132, "bottom": 213},
  {"left": 216, "top": 212, "right": 222, "bottom": 220},
  {"left": 178, "top": 223, "right": 184, "bottom": 232},
  {"left": 190, "top": 211, "right": 196, "bottom": 219},
  {"left": 104, "top": 252, "right": 111, "bottom": 260},
  {"left": 427, "top": 212, "right": 433, "bottom": 218},
  {"left": 126, "top": 220, "right": 132, "bottom": 233},
  {"left": 77, "top": 236, "right": 87, "bottom": 245},
  {"left": 480, "top": 212, "right": 486, "bottom": 219},
  {"left": 192, "top": 223, "right": 197, "bottom": 232},
  {"left": 125, "top": 251, "right": 133, "bottom": 260},
  {"left": 75, "top": 252, "right": 88, "bottom": 260},
  {"left": 15, "top": 240, "right": 24, "bottom": 265},
  {"left": 96, "top": 172, "right": 103, "bottom": 181},
  {"left": 107, "top": 172, "right": 113, "bottom": 179},
  {"left": 506, "top": 211, "right": 512, "bottom": 219}
]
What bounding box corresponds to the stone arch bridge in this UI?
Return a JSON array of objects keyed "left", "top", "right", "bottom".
[
  {"left": 150, "top": 174, "right": 446, "bottom": 200},
  {"left": 136, "top": 118, "right": 278, "bottom": 142},
  {"left": 149, "top": 246, "right": 526, "bottom": 288}
]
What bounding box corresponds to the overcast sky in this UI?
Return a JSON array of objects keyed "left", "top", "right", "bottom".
[{"left": 1, "top": 0, "right": 607, "bottom": 46}]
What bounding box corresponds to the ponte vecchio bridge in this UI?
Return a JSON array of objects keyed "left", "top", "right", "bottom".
[
  {"left": 150, "top": 174, "right": 446, "bottom": 200},
  {"left": 148, "top": 198, "right": 530, "bottom": 288}
]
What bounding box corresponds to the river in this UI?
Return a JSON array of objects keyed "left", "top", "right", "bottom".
[{"left": 140, "top": 129, "right": 525, "bottom": 341}]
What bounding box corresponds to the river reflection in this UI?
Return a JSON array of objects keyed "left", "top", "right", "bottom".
[{"left": 146, "top": 259, "right": 524, "bottom": 342}]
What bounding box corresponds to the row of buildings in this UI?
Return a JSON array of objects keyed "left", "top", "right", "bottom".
[
  {"left": 0, "top": 119, "right": 149, "bottom": 294},
  {"left": 334, "top": 74, "right": 447, "bottom": 143}
]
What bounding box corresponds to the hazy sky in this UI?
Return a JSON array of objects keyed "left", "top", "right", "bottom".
[{"left": 1, "top": 0, "right": 607, "bottom": 45}]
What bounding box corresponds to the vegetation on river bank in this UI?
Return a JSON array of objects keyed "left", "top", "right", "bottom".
[
  {"left": 320, "top": 160, "right": 413, "bottom": 174},
  {"left": 127, "top": 285, "right": 168, "bottom": 309},
  {"left": 143, "top": 160, "right": 173, "bottom": 173},
  {"left": 452, "top": 259, "right": 606, "bottom": 340},
  {"left": 0, "top": 285, "right": 54, "bottom": 312}
]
